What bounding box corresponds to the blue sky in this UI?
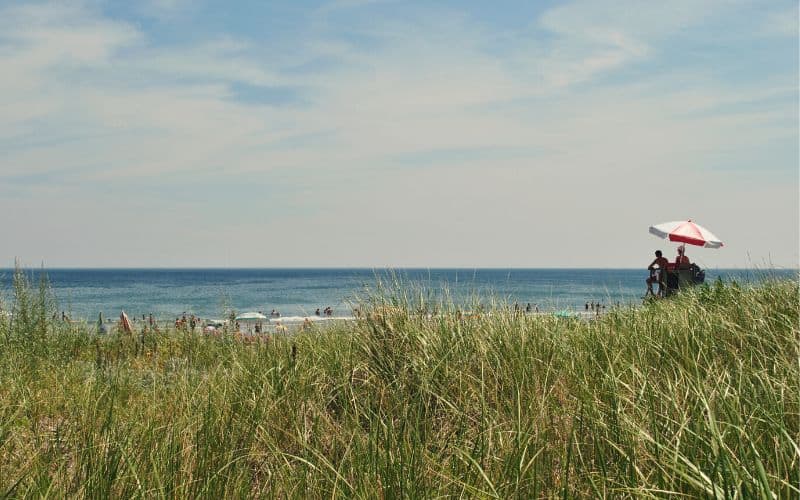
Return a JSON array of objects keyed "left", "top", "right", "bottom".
[{"left": 0, "top": 0, "right": 797, "bottom": 268}]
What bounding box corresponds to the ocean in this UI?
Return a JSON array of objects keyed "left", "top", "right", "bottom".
[{"left": 0, "top": 268, "right": 793, "bottom": 321}]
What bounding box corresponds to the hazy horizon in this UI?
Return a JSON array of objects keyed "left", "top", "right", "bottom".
[{"left": 2, "top": 264, "right": 797, "bottom": 271}]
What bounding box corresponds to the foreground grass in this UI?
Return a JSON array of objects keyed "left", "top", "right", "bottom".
[{"left": 0, "top": 275, "right": 797, "bottom": 498}]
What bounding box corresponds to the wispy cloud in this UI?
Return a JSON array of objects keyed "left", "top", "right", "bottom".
[{"left": 760, "top": 4, "right": 799, "bottom": 38}]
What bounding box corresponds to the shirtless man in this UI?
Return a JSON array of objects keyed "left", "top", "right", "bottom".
[{"left": 646, "top": 250, "right": 669, "bottom": 297}]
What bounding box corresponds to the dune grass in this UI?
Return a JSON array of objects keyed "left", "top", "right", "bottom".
[{"left": 0, "top": 269, "right": 797, "bottom": 498}]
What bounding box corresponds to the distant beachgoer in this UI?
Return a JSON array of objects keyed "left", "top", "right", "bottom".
[
  {"left": 647, "top": 250, "right": 669, "bottom": 297},
  {"left": 585, "top": 302, "right": 589, "bottom": 311},
  {"left": 525, "top": 303, "right": 532, "bottom": 313},
  {"left": 315, "top": 308, "right": 321, "bottom": 316}
]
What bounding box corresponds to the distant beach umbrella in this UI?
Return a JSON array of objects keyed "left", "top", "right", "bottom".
[
  {"left": 235, "top": 312, "right": 268, "bottom": 321},
  {"left": 649, "top": 220, "right": 723, "bottom": 248}
]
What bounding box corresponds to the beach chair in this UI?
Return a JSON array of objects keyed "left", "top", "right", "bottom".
[{"left": 663, "top": 264, "right": 705, "bottom": 297}]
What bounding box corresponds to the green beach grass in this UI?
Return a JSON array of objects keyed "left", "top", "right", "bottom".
[{"left": 0, "top": 270, "right": 797, "bottom": 498}]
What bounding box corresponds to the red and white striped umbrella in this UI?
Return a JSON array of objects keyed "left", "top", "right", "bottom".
[{"left": 649, "top": 220, "right": 723, "bottom": 248}]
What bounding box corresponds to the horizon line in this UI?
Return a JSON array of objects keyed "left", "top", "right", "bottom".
[{"left": 1, "top": 266, "right": 797, "bottom": 271}]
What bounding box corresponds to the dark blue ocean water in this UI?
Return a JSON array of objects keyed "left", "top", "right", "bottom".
[{"left": 0, "top": 268, "right": 794, "bottom": 321}]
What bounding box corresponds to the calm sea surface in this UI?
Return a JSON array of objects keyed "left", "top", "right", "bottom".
[{"left": 0, "top": 268, "right": 794, "bottom": 320}]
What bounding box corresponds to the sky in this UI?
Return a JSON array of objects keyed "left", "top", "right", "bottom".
[{"left": 0, "top": 0, "right": 797, "bottom": 269}]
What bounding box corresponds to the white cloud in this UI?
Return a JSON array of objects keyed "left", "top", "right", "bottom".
[
  {"left": 760, "top": 4, "right": 799, "bottom": 38},
  {"left": 0, "top": 3, "right": 141, "bottom": 64},
  {"left": 138, "top": 0, "right": 195, "bottom": 20}
]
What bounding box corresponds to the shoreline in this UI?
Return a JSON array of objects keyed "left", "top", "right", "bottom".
[{"left": 45, "top": 308, "right": 609, "bottom": 336}]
